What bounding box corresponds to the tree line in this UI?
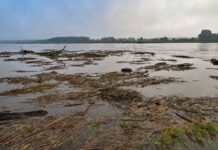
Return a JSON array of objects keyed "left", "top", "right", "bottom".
[{"left": 1, "top": 29, "right": 218, "bottom": 44}]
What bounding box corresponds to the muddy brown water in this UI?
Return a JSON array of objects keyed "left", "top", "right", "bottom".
[{"left": 0, "top": 43, "right": 218, "bottom": 149}]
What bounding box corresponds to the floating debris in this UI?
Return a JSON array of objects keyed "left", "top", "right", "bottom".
[
  {"left": 211, "top": 59, "right": 218, "bottom": 65},
  {"left": 100, "top": 87, "right": 143, "bottom": 105},
  {"left": 13, "top": 70, "right": 37, "bottom": 73},
  {"left": 46, "top": 65, "right": 65, "bottom": 71},
  {"left": 19, "top": 50, "right": 35, "bottom": 55},
  {"left": 0, "top": 110, "right": 48, "bottom": 121},
  {"left": 25, "top": 60, "right": 53, "bottom": 66},
  {"left": 206, "top": 68, "right": 218, "bottom": 70},
  {"left": 210, "top": 75, "right": 218, "bottom": 80},
  {"left": 117, "top": 58, "right": 150, "bottom": 64},
  {"left": 139, "top": 62, "right": 195, "bottom": 71},
  {"left": 131, "top": 51, "right": 155, "bottom": 56},
  {"left": 121, "top": 68, "right": 132, "bottom": 73},
  {"left": 0, "top": 83, "right": 58, "bottom": 96},
  {"left": 172, "top": 55, "right": 194, "bottom": 59},
  {"left": 159, "top": 58, "right": 177, "bottom": 62},
  {"left": 3, "top": 59, "right": 16, "bottom": 61},
  {"left": 16, "top": 57, "right": 36, "bottom": 62}
]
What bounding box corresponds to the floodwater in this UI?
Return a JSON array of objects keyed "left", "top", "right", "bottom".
[
  {"left": 0, "top": 44, "right": 218, "bottom": 109},
  {"left": 1, "top": 43, "right": 218, "bottom": 113},
  {"left": 1, "top": 43, "right": 218, "bottom": 150},
  {"left": 1, "top": 43, "right": 218, "bottom": 97}
]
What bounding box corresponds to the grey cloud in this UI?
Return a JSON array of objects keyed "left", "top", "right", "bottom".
[{"left": 1, "top": 0, "right": 218, "bottom": 40}]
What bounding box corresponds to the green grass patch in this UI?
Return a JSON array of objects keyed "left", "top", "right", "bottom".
[
  {"left": 88, "top": 122, "right": 102, "bottom": 132},
  {"left": 155, "top": 122, "right": 218, "bottom": 149}
]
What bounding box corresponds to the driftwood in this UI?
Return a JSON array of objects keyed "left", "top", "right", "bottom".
[
  {"left": 132, "top": 51, "right": 155, "bottom": 56},
  {"left": 172, "top": 55, "right": 194, "bottom": 59},
  {"left": 175, "top": 112, "right": 193, "bottom": 123},
  {"left": 38, "top": 45, "right": 67, "bottom": 68},
  {"left": 0, "top": 110, "right": 48, "bottom": 121},
  {"left": 49, "top": 45, "right": 67, "bottom": 57}
]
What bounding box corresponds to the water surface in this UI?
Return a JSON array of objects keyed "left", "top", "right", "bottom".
[{"left": 1, "top": 43, "right": 218, "bottom": 112}]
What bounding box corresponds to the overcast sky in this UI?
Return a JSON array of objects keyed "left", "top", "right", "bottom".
[{"left": 0, "top": 0, "right": 218, "bottom": 40}]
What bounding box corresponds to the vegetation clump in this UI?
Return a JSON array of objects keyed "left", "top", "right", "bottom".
[
  {"left": 0, "top": 83, "right": 57, "bottom": 96},
  {"left": 100, "top": 87, "right": 143, "bottom": 104},
  {"left": 139, "top": 62, "right": 195, "bottom": 71},
  {"left": 155, "top": 122, "right": 218, "bottom": 149},
  {"left": 16, "top": 57, "right": 36, "bottom": 62}
]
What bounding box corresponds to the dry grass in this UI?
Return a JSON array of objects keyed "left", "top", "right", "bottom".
[
  {"left": 16, "top": 57, "right": 36, "bottom": 62},
  {"left": 138, "top": 62, "right": 195, "bottom": 71},
  {"left": 0, "top": 83, "right": 57, "bottom": 96},
  {"left": 99, "top": 72, "right": 124, "bottom": 83},
  {"left": 34, "top": 90, "right": 95, "bottom": 104},
  {"left": 99, "top": 87, "right": 143, "bottom": 105},
  {"left": 0, "top": 77, "right": 36, "bottom": 85},
  {"left": 0, "top": 113, "right": 85, "bottom": 150}
]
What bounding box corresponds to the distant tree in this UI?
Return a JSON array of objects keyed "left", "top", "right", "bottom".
[
  {"left": 100, "top": 37, "right": 116, "bottom": 43},
  {"left": 137, "top": 37, "right": 144, "bottom": 43},
  {"left": 160, "top": 37, "right": 169, "bottom": 42},
  {"left": 4, "top": 29, "right": 218, "bottom": 44},
  {"left": 43, "top": 36, "right": 91, "bottom": 43},
  {"left": 198, "top": 30, "right": 218, "bottom": 41},
  {"left": 127, "top": 37, "right": 136, "bottom": 43},
  {"left": 117, "top": 38, "right": 128, "bottom": 43}
]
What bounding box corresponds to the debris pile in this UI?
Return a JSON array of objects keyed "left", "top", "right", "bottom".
[{"left": 138, "top": 62, "right": 195, "bottom": 71}]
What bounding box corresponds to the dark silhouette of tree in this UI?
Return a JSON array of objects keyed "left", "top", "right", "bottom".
[
  {"left": 100, "top": 37, "right": 116, "bottom": 43},
  {"left": 198, "top": 30, "right": 218, "bottom": 42},
  {"left": 137, "top": 37, "right": 144, "bottom": 43},
  {"left": 160, "top": 37, "right": 169, "bottom": 42},
  {"left": 42, "top": 36, "right": 91, "bottom": 43}
]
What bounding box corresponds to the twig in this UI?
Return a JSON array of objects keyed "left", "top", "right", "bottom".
[{"left": 175, "top": 112, "right": 193, "bottom": 123}]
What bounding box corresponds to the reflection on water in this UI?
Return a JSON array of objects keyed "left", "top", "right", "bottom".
[{"left": 198, "top": 43, "right": 210, "bottom": 51}]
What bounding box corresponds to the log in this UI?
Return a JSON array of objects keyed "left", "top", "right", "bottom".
[{"left": 0, "top": 110, "right": 48, "bottom": 121}]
